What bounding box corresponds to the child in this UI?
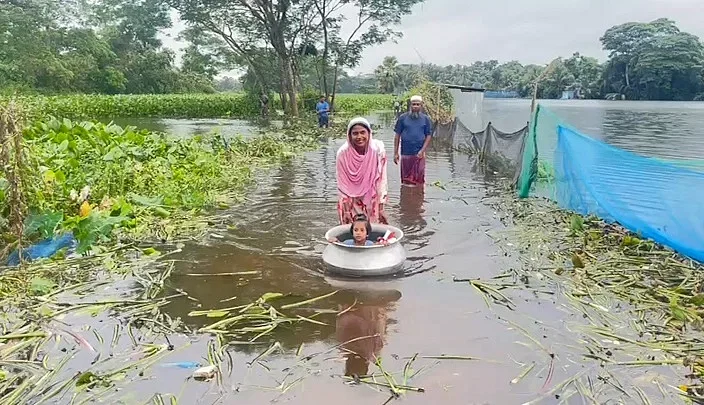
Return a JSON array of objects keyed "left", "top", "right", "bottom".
[{"left": 329, "top": 214, "right": 383, "bottom": 246}]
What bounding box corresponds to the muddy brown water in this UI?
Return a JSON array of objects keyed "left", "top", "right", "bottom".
[
  {"left": 74, "top": 102, "right": 704, "bottom": 404},
  {"left": 160, "top": 112, "right": 532, "bottom": 404}
]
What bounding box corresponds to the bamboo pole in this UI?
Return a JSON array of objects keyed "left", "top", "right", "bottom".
[{"left": 531, "top": 58, "right": 561, "bottom": 113}]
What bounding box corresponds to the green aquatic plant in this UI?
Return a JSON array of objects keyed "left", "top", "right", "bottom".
[
  {"left": 1, "top": 116, "right": 330, "bottom": 260},
  {"left": 1, "top": 93, "right": 395, "bottom": 121}
]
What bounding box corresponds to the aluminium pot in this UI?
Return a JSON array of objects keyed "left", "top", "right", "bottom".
[{"left": 322, "top": 224, "right": 406, "bottom": 277}]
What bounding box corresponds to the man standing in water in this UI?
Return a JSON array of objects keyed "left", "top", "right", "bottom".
[
  {"left": 316, "top": 95, "right": 330, "bottom": 128},
  {"left": 393, "top": 95, "right": 433, "bottom": 186}
]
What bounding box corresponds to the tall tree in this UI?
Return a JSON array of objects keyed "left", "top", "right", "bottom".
[
  {"left": 600, "top": 18, "right": 689, "bottom": 99},
  {"left": 374, "top": 56, "right": 399, "bottom": 93},
  {"left": 170, "top": 0, "right": 318, "bottom": 116},
  {"left": 302, "top": 0, "right": 425, "bottom": 110}
]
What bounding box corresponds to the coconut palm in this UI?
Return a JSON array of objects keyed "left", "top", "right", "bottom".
[{"left": 374, "top": 56, "right": 399, "bottom": 94}]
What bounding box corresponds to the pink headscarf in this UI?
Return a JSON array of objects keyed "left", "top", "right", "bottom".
[{"left": 336, "top": 117, "right": 383, "bottom": 210}]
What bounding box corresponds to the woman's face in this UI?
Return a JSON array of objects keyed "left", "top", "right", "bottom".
[{"left": 350, "top": 125, "right": 369, "bottom": 149}]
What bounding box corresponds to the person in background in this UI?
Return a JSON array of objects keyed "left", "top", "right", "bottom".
[
  {"left": 259, "top": 91, "right": 269, "bottom": 118},
  {"left": 393, "top": 98, "right": 401, "bottom": 118},
  {"left": 316, "top": 95, "right": 330, "bottom": 128},
  {"left": 393, "top": 95, "right": 433, "bottom": 186},
  {"left": 335, "top": 117, "right": 389, "bottom": 225}
]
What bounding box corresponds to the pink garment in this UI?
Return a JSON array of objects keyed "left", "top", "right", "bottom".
[{"left": 336, "top": 118, "right": 388, "bottom": 224}]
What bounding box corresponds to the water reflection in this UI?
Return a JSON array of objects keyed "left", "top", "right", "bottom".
[
  {"left": 100, "top": 117, "right": 284, "bottom": 139},
  {"left": 334, "top": 289, "right": 401, "bottom": 376},
  {"left": 398, "top": 185, "right": 426, "bottom": 232}
]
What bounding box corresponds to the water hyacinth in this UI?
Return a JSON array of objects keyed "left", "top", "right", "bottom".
[
  {"left": 1, "top": 116, "right": 330, "bottom": 261},
  {"left": 1, "top": 93, "right": 396, "bottom": 121}
]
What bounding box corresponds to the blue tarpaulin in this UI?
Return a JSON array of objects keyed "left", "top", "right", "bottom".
[{"left": 6, "top": 232, "right": 77, "bottom": 266}]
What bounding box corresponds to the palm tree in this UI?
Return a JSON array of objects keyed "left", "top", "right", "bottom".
[{"left": 374, "top": 56, "right": 399, "bottom": 94}]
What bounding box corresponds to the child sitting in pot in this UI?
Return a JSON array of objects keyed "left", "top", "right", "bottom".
[{"left": 329, "top": 214, "right": 386, "bottom": 246}]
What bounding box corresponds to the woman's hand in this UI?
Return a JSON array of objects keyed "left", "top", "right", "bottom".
[
  {"left": 417, "top": 149, "right": 426, "bottom": 159},
  {"left": 394, "top": 153, "right": 399, "bottom": 165},
  {"left": 328, "top": 237, "right": 339, "bottom": 243}
]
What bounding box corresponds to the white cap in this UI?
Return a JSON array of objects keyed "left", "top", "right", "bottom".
[{"left": 410, "top": 95, "right": 423, "bottom": 102}]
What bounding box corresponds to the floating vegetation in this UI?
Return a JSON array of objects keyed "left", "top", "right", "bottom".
[
  {"left": 0, "top": 109, "right": 336, "bottom": 263},
  {"left": 472, "top": 188, "right": 704, "bottom": 403},
  {"left": 0, "top": 243, "right": 349, "bottom": 403},
  {"left": 1, "top": 93, "right": 394, "bottom": 121}
]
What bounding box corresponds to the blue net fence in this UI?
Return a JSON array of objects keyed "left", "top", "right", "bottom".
[{"left": 517, "top": 104, "right": 704, "bottom": 262}]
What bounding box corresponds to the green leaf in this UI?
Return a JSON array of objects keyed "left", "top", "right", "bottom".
[
  {"left": 690, "top": 294, "right": 704, "bottom": 307},
  {"left": 74, "top": 212, "right": 127, "bottom": 254},
  {"left": 24, "top": 210, "right": 64, "bottom": 239},
  {"left": 42, "top": 169, "right": 56, "bottom": 183},
  {"left": 205, "top": 311, "right": 229, "bottom": 318},
  {"left": 103, "top": 146, "right": 124, "bottom": 161},
  {"left": 128, "top": 193, "right": 165, "bottom": 207},
  {"left": 29, "top": 277, "right": 56, "bottom": 296},
  {"left": 58, "top": 140, "right": 69, "bottom": 152},
  {"left": 76, "top": 371, "right": 98, "bottom": 387},
  {"left": 621, "top": 235, "right": 641, "bottom": 247},
  {"left": 260, "top": 292, "right": 284, "bottom": 302},
  {"left": 142, "top": 247, "right": 160, "bottom": 256}
]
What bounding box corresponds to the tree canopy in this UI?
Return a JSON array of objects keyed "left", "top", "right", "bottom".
[
  {"left": 0, "top": 0, "right": 215, "bottom": 95},
  {"left": 2, "top": 6, "right": 702, "bottom": 103},
  {"left": 372, "top": 19, "right": 704, "bottom": 101}
]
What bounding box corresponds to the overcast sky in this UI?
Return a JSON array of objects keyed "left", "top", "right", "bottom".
[{"left": 160, "top": 0, "right": 704, "bottom": 76}]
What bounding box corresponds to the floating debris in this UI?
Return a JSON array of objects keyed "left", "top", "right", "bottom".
[{"left": 193, "top": 365, "right": 218, "bottom": 381}]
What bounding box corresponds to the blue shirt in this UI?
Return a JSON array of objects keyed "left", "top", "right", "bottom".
[
  {"left": 316, "top": 101, "right": 329, "bottom": 117},
  {"left": 343, "top": 239, "right": 374, "bottom": 246},
  {"left": 394, "top": 112, "right": 433, "bottom": 155}
]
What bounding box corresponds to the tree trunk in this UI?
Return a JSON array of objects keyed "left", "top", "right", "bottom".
[
  {"left": 320, "top": 8, "right": 329, "bottom": 98},
  {"left": 330, "top": 63, "right": 340, "bottom": 114},
  {"left": 281, "top": 55, "right": 298, "bottom": 117},
  {"left": 279, "top": 91, "right": 287, "bottom": 115}
]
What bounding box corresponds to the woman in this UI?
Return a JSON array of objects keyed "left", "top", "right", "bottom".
[{"left": 336, "top": 117, "right": 389, "bottom": 225}]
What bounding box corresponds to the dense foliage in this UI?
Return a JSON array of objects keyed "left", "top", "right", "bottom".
[
  {"left": 0, "top": 0, "right": 215, "bottom": 96},
  {"left": 0, "top": 116, "right": 326, "bottom": 257},
  {"left": 3, "top": 0, "right": 701, "bottom": 103},
  {"left": 372, "top": 19, "right": 704, "bottom": 101},
  {"left": 2, "top": 94, "right": 393, "bottom": 121}
]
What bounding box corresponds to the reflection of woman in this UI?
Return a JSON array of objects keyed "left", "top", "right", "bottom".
[
  {"left": 336, "top": 305, "right": 388, "bottom": 376},
  {"left": 335, "top": 117, "right": 389, "bottom": 225}
]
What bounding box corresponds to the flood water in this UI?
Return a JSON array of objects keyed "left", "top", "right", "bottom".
[{"left": 88, "top": 100, "right": 699, "bottom": 404}]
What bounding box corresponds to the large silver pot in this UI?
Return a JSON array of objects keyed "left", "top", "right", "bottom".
[{"left": 322, "top": 224, "right": 406, "bottom": 277}]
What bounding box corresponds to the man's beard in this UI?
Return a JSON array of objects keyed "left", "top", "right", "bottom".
[{"left": 410, "top": 111, "right": 420, "bottom": 119}]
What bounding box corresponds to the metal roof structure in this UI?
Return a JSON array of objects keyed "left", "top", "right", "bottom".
[{"left": 432, "top": 83, "right": 486, "bottom": 93}]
